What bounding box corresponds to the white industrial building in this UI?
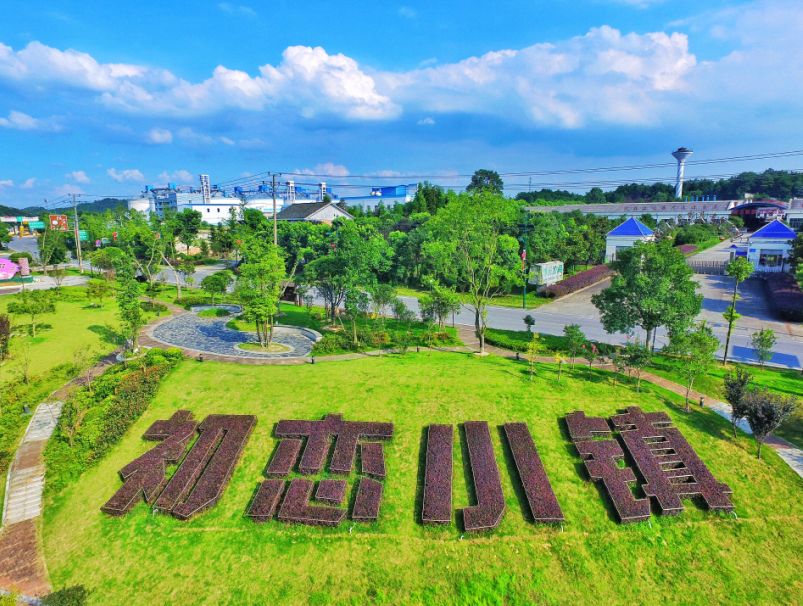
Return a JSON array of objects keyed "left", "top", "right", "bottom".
[
  {"left": 339, "top": 184, "right": 418, "bottom": 211},
  {"left": 729, "top": 220, "right": 797, "bottom": 272},
  {"left": 127, "top": 175, "right": 333, "bottom": 226}
]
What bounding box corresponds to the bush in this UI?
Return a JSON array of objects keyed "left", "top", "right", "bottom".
[
  {"left": 41, "top": 586, "right": 89, "bottom": 606},
  {"left": 174, "top": 295, "right": 210, "bottom": 309},
  {"left": 675, "top": 244, "right": 697, "bottom": 256},
  {"left": 762, "top": 273, "right": 803, "bottom": 321},
  {"left": 544, "top": 265, "right": 614, "bottom": 298},
  {"left": 44, "top": 348, "right": 183, "bottom": 494},
  {"left": 674, "top": 224, "right": 719, "bottom": 245},
  {"left": 198, "top": 307, "right": 230, "bottom": 318},
  {"left": 9, "top": 251, "right": 33, "bottom": 264},
  {"left": 140, "top": 301, "right": 167, "bottom": 313}
]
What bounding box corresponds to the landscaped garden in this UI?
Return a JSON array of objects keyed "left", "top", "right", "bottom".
[{"left": 41, "top": 352, "right": 803, "bottom": 605}]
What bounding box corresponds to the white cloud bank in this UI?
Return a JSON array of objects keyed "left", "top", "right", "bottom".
[{"left": 107, "top": 168, "right": 145, "bottom": 182}]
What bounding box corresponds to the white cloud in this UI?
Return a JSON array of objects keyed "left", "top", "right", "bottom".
[
  {"left": 417, "top": 117, "right": 436, "bottom": 126},
  {"left": 0, "top": 179, "right": 13, "bottom": 188},
  {"left": 296, "top": 163, "right": 350, "bottom": 177},
  {"left": 20, "top": 177, "right": 36, "bottom": 189},
  {"left": 218, "top": 3, "right": 257, "bottom": 17},
  {"left": 67, "top": 170, "right": 90, "bottom": 183},
  {"left": 147, "top": 127, "right": 173, "bottom": 144},
  {"left": 107, "top": 168, "right": 144, "bottom": 182},
  {"left": 398, "top": 6, "right": 417, "bottom": 18},
  {"left": 158, "top": 170, "right": 194, "bottom": 184},
  {"left": 0, "top": 110, "right": 45, "bottom": 130}
]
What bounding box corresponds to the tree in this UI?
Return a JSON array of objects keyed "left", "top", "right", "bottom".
[
  {"left": 36, "top": 228, "right": 68, "bottom": 272},
  {"left": 368, "top": 283, "right": 397, "bottom": 324},
  {"left": 118, "top": 214, "right": 165, "bottom": 296},
  {"left": 744, "top": 389, "right": 797, "bottom": 459},
  {"left": 723, "top": 366, "right": 752, "bottom": 437},
  {"left": 722, "top": 257, "right": 754, "bottom": 363},
  {"left": 563, "top": 324, "right": 586, "bottom": 369},
  {"left": 7, "top": 290, "right": 56, "bottom": 337},
  {"left": 0, "top": 314, "right": 10, "bottom": 360},
  {"left": 235, "top": 240, "right": 285, "bottom": 348},
  {"left": 86, "top": 279, "right": 113, "bottom": 307},
  {"left": 89, "top": 247, "right": 126, "bottom": 277},
  {"left": 201, "top": 270, "right": 234, "bottom": 304},
  {"left": 343, "top": 288, "right": 370, "bottom": 347},
  {"left": 424, "top": 191, "right": 520, "bottom": 353},
  {"left": 751, "top": 328, "right": 776, "bottom": 366},
  {"left": 523, "top": 314, "right": 535, "bottom": 333},
  {"left": 621, "top": 339, "right": 651, "bottom": 392},
  {"left": 177, "top": 257, "right": 196, "bottom": 291},
  {"left": 304, "top": 221, "right": 391, "bottom": 324},
  {"left": 418, "top": 283, "right": 460, "bottom": 330},
  {"left": 466, "top": 169, "right": 504, "bottom": 195},
  {"left": 553, "top": 352, "right": 567, "bottom": 382},
  {"left": 669, "top": 321, "right": 720, "bottom": 412},
  {"left": 525, "top": 333, "right": 542, "bottom": 380},
  {"left": 171, "top": 209, "right": 203, "bottom": 253},
  {"left": 592, "top": 240, "right": 702, "bottom": 350},
  {"left": 114, "top": 256, "right": 144, "bottom": 352}
]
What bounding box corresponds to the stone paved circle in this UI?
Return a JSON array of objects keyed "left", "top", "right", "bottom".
[{"left": 152, "top": 305, "right": 318, "bottom": 359}]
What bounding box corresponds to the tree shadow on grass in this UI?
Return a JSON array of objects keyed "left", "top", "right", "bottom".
[
  {"left": 88, "top": 324, "right": 123, "bottom": 346},
  {"left": 413, "top": 426, "right": 427, "bottom": 525}
]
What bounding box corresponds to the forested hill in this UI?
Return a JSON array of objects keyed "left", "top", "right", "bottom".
[
  {"left": 516, "top": 169, "right": 803, "bottom": 205},
  {"left": 0, "top": 198, "right": 127, "bottom": 216}
]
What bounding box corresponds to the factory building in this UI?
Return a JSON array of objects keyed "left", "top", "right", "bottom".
[{"left": 339, "top": 184, "right": 418, "bottom": 211}]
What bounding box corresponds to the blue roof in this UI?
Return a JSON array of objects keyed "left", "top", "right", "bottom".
[
  {"left": 750, "top": 219, "right": 796, "bottom": 240},
  {"left": 607, "top": 217, "right": 654, "bottom": 237}
]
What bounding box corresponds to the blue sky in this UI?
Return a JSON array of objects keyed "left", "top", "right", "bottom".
[{"left": 1, "top": 0, "right": 802, "bottom": 206}]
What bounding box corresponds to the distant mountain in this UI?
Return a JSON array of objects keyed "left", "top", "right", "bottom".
[{"left": 0, "top": 198, "right": 128, "bottom": 217}]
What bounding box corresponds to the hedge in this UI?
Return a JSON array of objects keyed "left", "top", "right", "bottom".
[
  {"left": 44, "top": 348, "right": 184, "bottom": 495},
  {"left": 544, "top": 265, "right": 614, "bottom": 298},
  {"left": 675, "top": 244, "right": 697, "bottom": 256},
  {"left": 762, "top": 273, "right": 803, "bottom": 322}
]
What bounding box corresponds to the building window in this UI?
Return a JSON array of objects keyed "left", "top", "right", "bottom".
[{"left": 758, "top": 250, "right": 784, "bottom": 267}]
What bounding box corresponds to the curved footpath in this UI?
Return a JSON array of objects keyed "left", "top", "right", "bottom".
[{"left": 1, "top": 313, "right": 799, "bottom": 602}]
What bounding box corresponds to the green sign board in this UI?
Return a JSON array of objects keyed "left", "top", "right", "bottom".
[
  {"left": 529, "top": 261, "right": 564, "bottom": 286},
  {"left": 27, "top": 221, "right": 45, "bottom": 230},
  {"left": 78, "top": 230, "right": 89, "bottom": 242}
]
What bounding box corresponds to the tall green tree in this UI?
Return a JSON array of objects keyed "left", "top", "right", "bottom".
[
  {"left": 668, "top": 321, "right": 720, "bottom": 412},
  {"left": 722, "top": 257, "right": 754, "bottom": 363},
  {"left": 7, "top": 290, "right": 55, "bottom": 337},
  {"left": 466, "top": 169, "right": 504, "bottom": 195},
  {"left": 751, "top": 328, "right": 776, "bottom": 366},
  {"left": 723, "top": 366, "right": 752, "bottom": 437},
  {"left": 304, "top": 221, "right": 392, "bottom": 323},
  {"left": 114, "top": 257, "right": 144, "bottom": 352},
  {"left": 201, "top": 270, "right": 234, "bottom": 304},
  {"left": 744, "top": 389, "right": 797, "bottom": 459},
  {"left": 424, "top": 191, "right": 520, "bottom": 353},
  {"left": 563, "top": 324, "right": 586, "bottom": 370},
  {"left": 235, "top": 239, "right": 285, "bottom": 348},
  {"left": 171, "top": 209, "right": 203, "bottom": 253},
  {"left": 418, "top": 282, "right": 461, "bottom": 330},
  {"left": 36, "top": 228, "right": 68, "bottom": 272},
  {"left": 592, "top": 240, "right": 702, "bottom": 349}
]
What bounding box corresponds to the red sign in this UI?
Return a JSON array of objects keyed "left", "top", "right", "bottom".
[{"left": 49, "top": 214, "right": 69, "bottom": 231}]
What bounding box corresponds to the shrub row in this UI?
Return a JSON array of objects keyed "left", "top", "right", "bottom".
[
  {"left": 173, "top": 295, "right": 211, "bottom": 309},
  {"left": 351, "top": 477, "right": 383, "bottom": 522},
  {"left": 247, "top": 479, "right": 285, "bottom": 522},
  {"left": 360, "top": 442, "right": 386, "bottom": 478},
  {"left": 675, "top": 244, "right": 697, "bottom": 256},
  {"left": 461, "top": 421, "right": 506, "bottom": 532},
  {"left": 762, "top": 272, "right": 803, "bottom": 322},
  {"left": 315, "top": 479, "right": 347, "bottom": 505},
  {"left": 544, "top": 264, "right": 614, "bottom": 298},
  {"left": 502, "top": 423, "right": 564, "bottom": 522},
  {"left": 278, "top": 478, "right": 346, "bottom": 526},
  {"left": 266, "top": 438, "right": 303, "bottom": 476},
  {"left": 422, "top": 424, "right": 453, "bottom": 525},
  {"left": 169, "top": 414, "right": 256, "bottom": 520},
  {"left": 329, "top": 421, "right": 393, "bottom": 474},
  {"left": 45, "top": 348, "right": 184, "bottom": 495},
  {"left": 610, "top": 407, "right": 733, "bottom": 514}
]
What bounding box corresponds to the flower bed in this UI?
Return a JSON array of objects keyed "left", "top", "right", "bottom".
[
  {"left": 544, "top": 264, "right": 614, "bottom": 298},
  {"left": 762, "top": 272, "right": 803, "bottom": 322},
  {"left": 351, "top": 477, "right": 383, "bottom": 522},
  {"left": 675, "top": 244, "right": 697, "bottom": 256},
  {"left": 422, "top": 424, "right": 453, "bottom": 524},
  {"left": 461, "top": 421, "right": 506, "bottom": 532}
]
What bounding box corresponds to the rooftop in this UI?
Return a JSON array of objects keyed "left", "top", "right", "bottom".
[
  {"left": 749, "top": 219, "right": 796, "bottom": 240},
  {"left": 607, "top": 217, "right": 655, "bottom": 237},
  {"left": 276, "top": 201, "right": 352, "bottom": 221}
]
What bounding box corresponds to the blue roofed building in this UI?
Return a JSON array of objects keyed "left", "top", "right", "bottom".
[
  {"left": 605, "top": 217, "right": 655, "bottom": 261},
  {"left": 729, "top": 219, "right": 797, "bottom": 272}
]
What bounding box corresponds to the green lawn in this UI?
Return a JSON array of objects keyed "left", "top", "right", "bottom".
[
  {"left": 395, "top": 285, "right": 552, "bottom": 311},
  {"left": 0, "top": 285, "right": 156, "bottom": 506},
  {"left": 647, "top": 356, "right": 803, "bottom": 447},
  {"left": 43, "top": 352, "right": 802, "bottom": 605}
]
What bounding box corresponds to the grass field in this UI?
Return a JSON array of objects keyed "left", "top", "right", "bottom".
[
  {"left": 395, "top": 285, "right": 553, "bottom": 310},
  {"left": 0, "top": 285, "right": 131, "bottom": 505},
  {"left": 43, "top": 352, "right": 803, "bottom": 605}
]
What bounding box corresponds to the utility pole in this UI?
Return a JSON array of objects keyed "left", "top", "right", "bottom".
[
  {"left": 72, "top": 193, "right": 84, "bottom": 273},
  {"left": 271, "top": 172, "right": 278, "bottom": 246}
]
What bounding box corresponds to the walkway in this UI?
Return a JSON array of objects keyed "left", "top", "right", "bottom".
[{"left": 0, "top": 402, "right": 63, "bottom": 598}]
